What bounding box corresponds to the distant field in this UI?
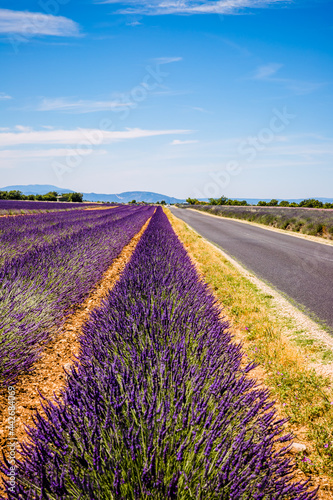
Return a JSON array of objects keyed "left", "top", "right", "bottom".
[
  {"left": 0, "top": 199, "right": 97, "bottom": 215},
  {"left": 186, "top": 205, "right": 333, "bottom": 239}
]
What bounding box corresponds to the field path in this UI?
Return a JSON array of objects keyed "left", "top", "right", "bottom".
[
  {"left": 0, "top": 215, "right": 152, "bottom": 488},
  {"left": 170, "top": 207, "right": 333, "bottom": 332}
]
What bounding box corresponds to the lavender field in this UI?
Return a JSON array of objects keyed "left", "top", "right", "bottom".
[
  {"left": 0, "top": 205, "right": 154, "bottom": 384},
  {"left": 0, "top": 199, "right": 97, "bottom": 215},
  {"left": 187, "top": 205, "right": 333, "bottom": 239},
  {"left": 1, "top": 208, "right": 316, "bottom": 499}
]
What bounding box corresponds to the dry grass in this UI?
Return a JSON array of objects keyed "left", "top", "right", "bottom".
[{"left": 165, "top": 208, "right": 333, "bottom": 498}]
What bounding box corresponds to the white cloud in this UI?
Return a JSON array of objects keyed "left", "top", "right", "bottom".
[
  {"left": 0, "top": 92, "right": 12, "bottom": 100},
  {"left": 250, "top": 62, "right": 324, "bottom": 95},
  {"left": 0, "top": 127, "right": 192, "bottom": 147},
  {"left": 252, "top": 63, "right": 283, "bottom": 80},
  {"left": 0, "top": 9, "right": 80, "bottom": 37},
  {"left": 98, "top": 0, "right": 290, "bottom": 16},
  {"left": 37, "top": 97, "right": 133, "bottom": 113},
  {"left": 126, "top": 20, "right": 142, "bottom": 26},
  {"left": 0, "top": 149, "right": 107, "bottom": 159},
  {"left": 171, "top": 139, "right": 198, "bottom": 145},
  {"left": 151, "top": 57, "right": 183, "bottom": 64},
  {"left": 15, "top": 125, "right": 33, "bottom": 132}
]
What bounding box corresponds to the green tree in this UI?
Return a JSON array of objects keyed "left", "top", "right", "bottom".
[
  {"left": 299, "top": 199, "right": 323, "bottom": 208},
  {"left": 8, "top": 190, "right": 23, "bottom": 200},
  {"left": 43, "top": 191, "right": 58, "bottom": 201},
  {"left": 279, "top": 200, "right": 290, "bottom": 207},
  {"left": 70, "top": 192, "right": 83, "bottom": 202},
  {"left": 257, "top": 201, "right": 267, "bottom": 206},
  {"left": 268, "top": 199, "right": 279, "bottom": 206},
  {"left": 186, "top": 198, "right": 200, "bottom": 205},
  {"left": 60, "top": 192, "right": 83, "bottom": 202}
]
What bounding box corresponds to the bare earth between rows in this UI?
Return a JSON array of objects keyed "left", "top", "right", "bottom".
[{"left": 0, "top": 216, "right": 151, "bottom": 491}]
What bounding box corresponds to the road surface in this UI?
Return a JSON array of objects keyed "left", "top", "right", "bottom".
[{"left": 170, "top": 208, "right": 333, "bottom": 332}]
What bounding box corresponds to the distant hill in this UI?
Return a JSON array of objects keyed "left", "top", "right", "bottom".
[
  {"left": 0, "top": 184, "right": 75, "bottom": 196},
  {"left": 1, "top": 186, "right": 331, "bottom": 205},
  {"left": 0, "top": 185, "right": 184, "bottom": 204},
  {"left": 83, "top": 191, "right": 184, "bottom": 204}
]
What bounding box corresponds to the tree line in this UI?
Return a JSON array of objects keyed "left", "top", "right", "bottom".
[
  {"left": 186, "top": 196, "right": 333, "bottom": 209},
  {"left": 0, "top": 190, "right": 83, "bottom": 202}
]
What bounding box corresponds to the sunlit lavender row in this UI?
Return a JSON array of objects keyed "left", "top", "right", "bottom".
[
  {"left": 0, "top": 199, "right": 99, "bottom": 215},
  {"left": 0, "top": 205, "right": 136, "bottom": 264},
  {"left": 4, "top": 208, "right": 316, "bottom": 499},
  {"left": 0, "top": 206, "right": 154, "bottom": 385}
]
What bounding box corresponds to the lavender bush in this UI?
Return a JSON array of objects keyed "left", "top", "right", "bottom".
[
  {"left": 0, "top": 205, "right": 136, "bottom": 264},
  {"left": 0, "top": 199, "right": 97, "bottom": 215},
  {"left": 0, "top": 206, "right": 154, "bottom": 385},
  {"left": 3, "top": 208, "right": 316, "bottom": 499},
  {"left": 187, "top": 205, "right": 333, "bottom": 239}
]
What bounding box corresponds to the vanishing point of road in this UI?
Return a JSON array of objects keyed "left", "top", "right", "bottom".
[{"left": 170, "top": 208, "right": 333, "bottom": 332}]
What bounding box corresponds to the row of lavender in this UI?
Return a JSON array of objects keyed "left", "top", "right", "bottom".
[
  {"left": 0, "top": 206, "right": 154, "bottom": 385},
  {"left": 5, "top": 208, "right": 316, "bottom": 498},
  {"left": 0, "top": 205, "right": 134, "bottom": 264},
  {"left": 0, "top": 199, "right": 98, "bottom": 215}
]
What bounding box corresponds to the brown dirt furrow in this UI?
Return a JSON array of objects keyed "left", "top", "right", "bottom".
[
  {"left": 83, "top": 206, "right": 116, "bottom": 211},
  {"left": 0, "top": 216, "right": 151, "bottom": 490}
]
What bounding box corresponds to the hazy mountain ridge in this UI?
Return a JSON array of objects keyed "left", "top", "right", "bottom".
[
  {"left": 0, "top": 185, "right": 184, "bottom": 204},
  {"left": 1, "top": 185, "right": 332, "bottom": 205}
]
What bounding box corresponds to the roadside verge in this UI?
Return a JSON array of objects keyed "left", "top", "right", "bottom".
[
  {"left": 186, "top": 207, "right": 333, "bottom": 247},
  {"left": 166, "top": 207, "right": 333, "bottom": 498}
]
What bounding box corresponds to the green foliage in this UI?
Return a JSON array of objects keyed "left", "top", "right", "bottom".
[
  {"left": 0, "top": 190, "right": 83, "bottom": 203},
  {"left": 186, "top": 197, "right": 200, "bottom": 205},
  {"left": 60, "top": 192, "right": 83, "bottom": 203},
  {"left": 299, "top": 199, "right": 324, "bottom": 208}
]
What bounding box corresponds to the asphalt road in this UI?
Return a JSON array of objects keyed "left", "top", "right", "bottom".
[{"left": 170, "top": 208, "right": 333, "bottom": 332}]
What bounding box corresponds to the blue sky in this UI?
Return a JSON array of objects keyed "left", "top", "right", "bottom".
[{"left": 0, "top": 0, "right": 332, "bottom": 198}]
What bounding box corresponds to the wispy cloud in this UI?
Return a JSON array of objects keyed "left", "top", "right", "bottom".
[
  {"left": 126, "top": 20, "right": 142, "bottom": 26},
  {"left": 0, "top": 149, "right": 108, "bottom": 159},
  {"left": 0, "top": 9, "right": 81, "bottom": 37},
  {"left": 14, "top": 125, "right": 33, "bottom": 133},
  {"left": 151, "top": 57, "right": 182, "bottom": 64},
  {"left": 98, "top": 0, "right": 290, "bottom": 16},
  {"left": 37, "top": 97, "right": 133, "bottom": 114},
  {"left": 189, "top": 106, "right": 211, "bottom": 113},
  {"left": 0, "top": 92, "right": 12, "bottom": 100},
  {"left": 0, "top": 127, "right": 192, "bottom": 147},
  {"left": 252, "top": 63, "right": 283, "bottom": 80},
  {"left": 171, "top": 139, "right": 198, "bottom": 145},
  {"left": 250, "top": 62, "right": 325, "bottom": 95}
]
